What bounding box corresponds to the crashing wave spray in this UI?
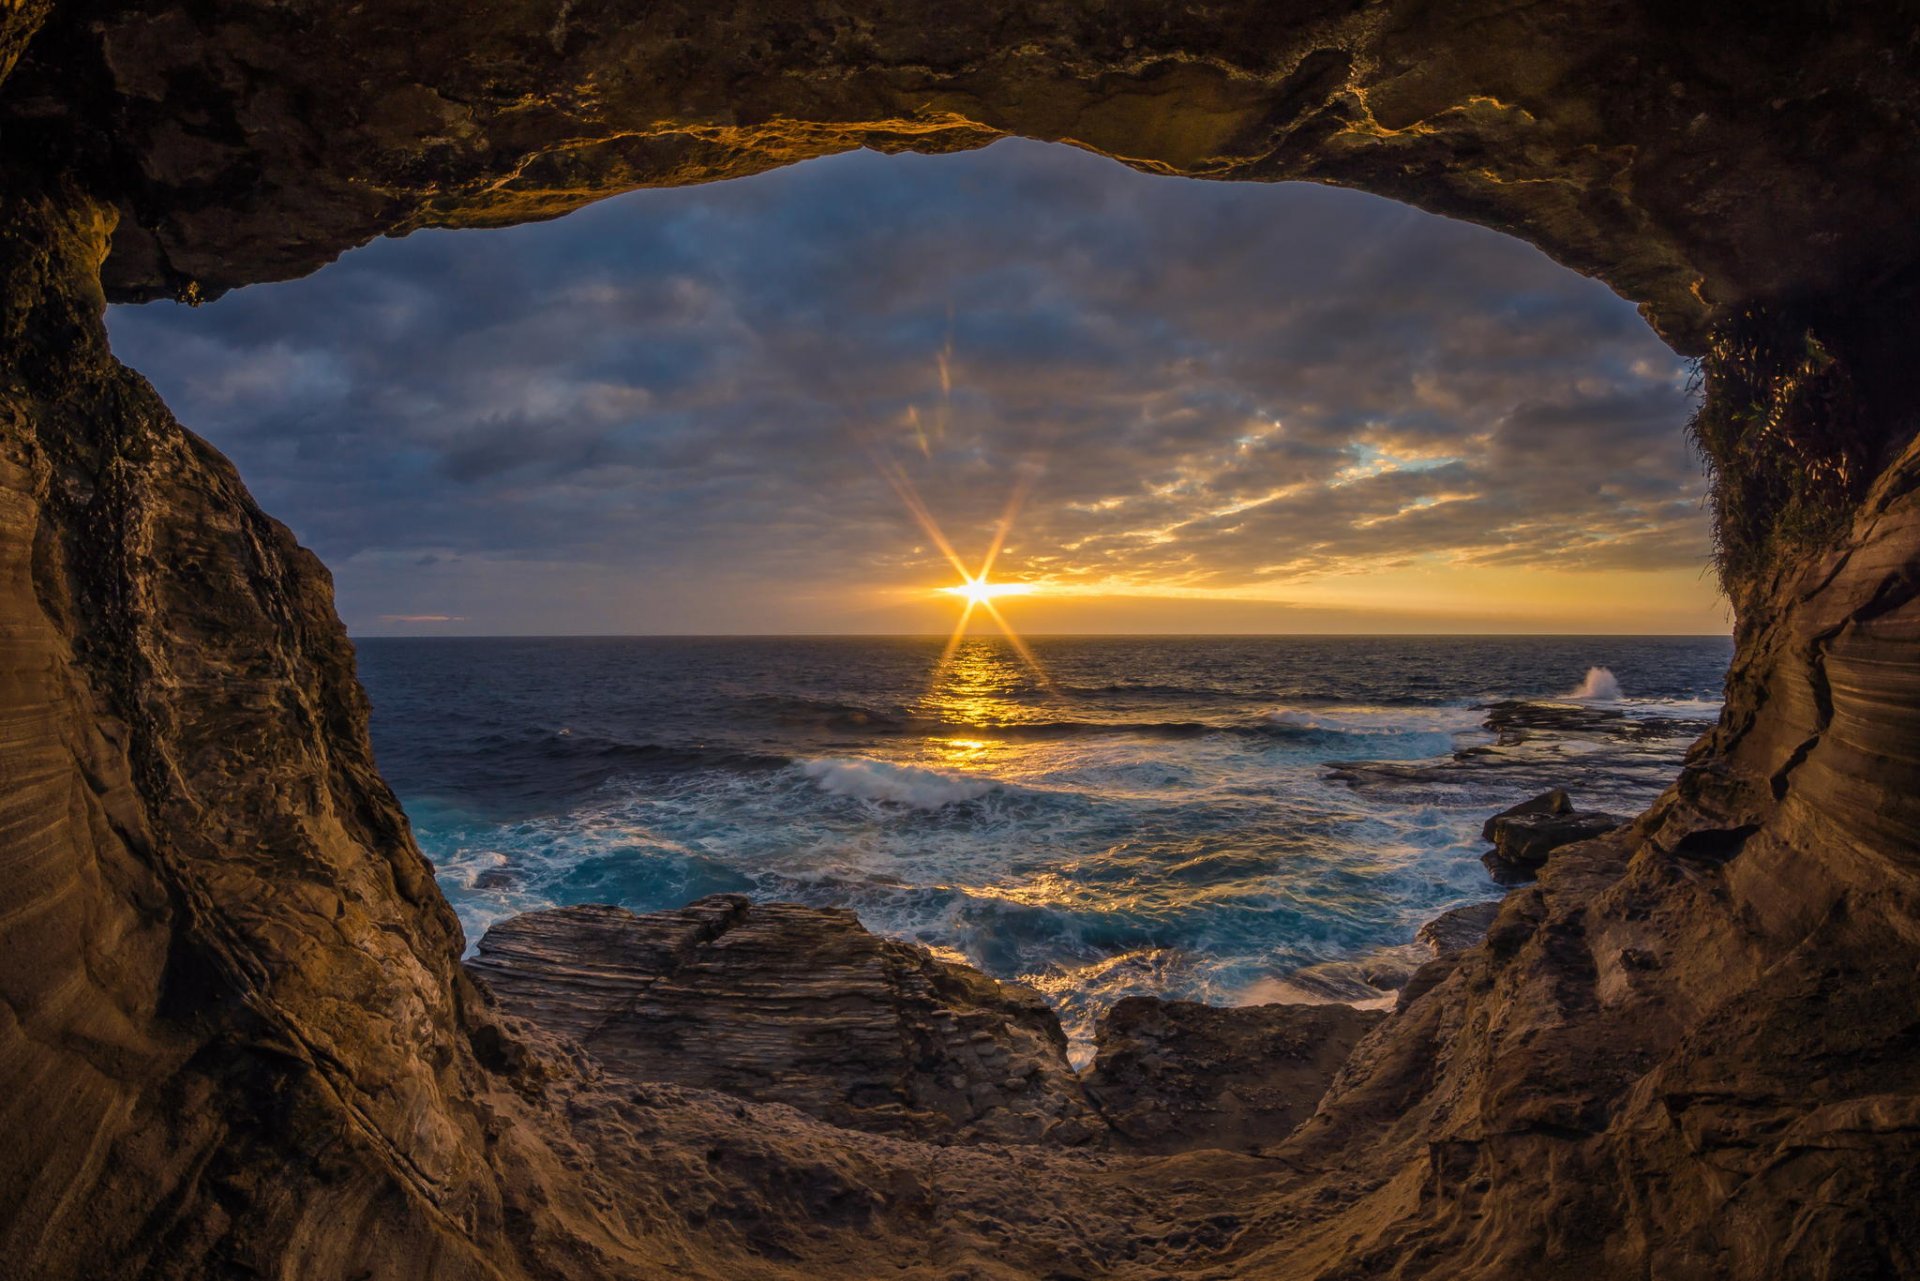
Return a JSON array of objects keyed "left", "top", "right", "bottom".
[{"left": 1567, "top": 666, "right": 1622, "bottom": 700}]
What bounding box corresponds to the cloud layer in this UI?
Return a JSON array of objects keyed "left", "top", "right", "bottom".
[{"left": 106, "top": 139, "right": 1719, "bottom": 634}]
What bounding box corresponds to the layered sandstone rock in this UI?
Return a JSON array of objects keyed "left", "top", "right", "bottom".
[
  {"left": 470, "top": 897, "right": 1386, "bottom": 1158},
  {"left": 2, "top": 0, "right": 1916, "bottom": 356},
  {"left": 1, "top": 3, "right": 1918, "bottom": 1279},
  {"left": 470, "top": 898, "right": 1105, "bottom": 1145}
]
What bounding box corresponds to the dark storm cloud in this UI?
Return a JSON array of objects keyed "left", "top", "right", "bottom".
[{"left": 105, "top": 139, "right": 1708, "bottom": 632}]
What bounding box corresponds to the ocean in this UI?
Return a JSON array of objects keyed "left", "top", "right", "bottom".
[{"left": 357, "top": 634, "right": 1731, "bottom": 1057}]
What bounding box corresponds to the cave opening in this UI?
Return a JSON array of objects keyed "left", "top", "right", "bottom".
[
  {"left": 103, "top": 139, "right": 1730, "bottom": 1056},
  {"left": 6, "top": 3, "right": 1920, "bottom": 1274}
]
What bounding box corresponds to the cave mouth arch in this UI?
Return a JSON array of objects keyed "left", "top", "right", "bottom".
[
  {"left": 4, "top": 5, "right": 1919, "bottom": 1276},
  {"left": 105, "top": 137, "right": 1731, "bottom": 1056}
]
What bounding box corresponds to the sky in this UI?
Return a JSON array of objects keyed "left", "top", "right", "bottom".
[{"left": 106, "top": 139, "right": 1727, "bottom": 636}]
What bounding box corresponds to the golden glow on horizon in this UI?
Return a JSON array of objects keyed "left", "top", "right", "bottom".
[{"left": 943, "top": 576, "right": 1035, "bottom": 607}]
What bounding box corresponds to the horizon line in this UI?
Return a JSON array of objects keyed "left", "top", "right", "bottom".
[{"left": 349, "top": 630, "right": 1734, "bottom": 641}]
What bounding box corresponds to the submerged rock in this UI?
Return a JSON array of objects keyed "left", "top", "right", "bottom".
[
  {"left": 1082, "top": 998, "right": 1385, "bottom": 1155},
  {"left": 469, "top": 897, "right": 1106, "bottom": 1145}
]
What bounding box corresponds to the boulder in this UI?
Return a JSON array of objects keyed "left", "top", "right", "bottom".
[
  {"left": 469, "top": 897, "right": 1105, "bottom": 1145},
  {"left": 1082, "top": 998, "right": 1385, "bottom": 1155},
  {"left": 1483, "top": 810, "right": 1625, "bottom": 883},
  {"left": 1480, "top": 788, "right": 1574, "bottom": 842}
]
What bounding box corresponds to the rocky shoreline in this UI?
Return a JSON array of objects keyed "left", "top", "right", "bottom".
[
  {"left": 471, "top": 895, "right": 1395, "bottom": 1155},
  {"left": 464, "top": 782, "right": 1611, "bottom": 1159}
]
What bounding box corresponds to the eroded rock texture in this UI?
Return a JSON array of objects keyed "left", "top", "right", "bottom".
[
  {"left": 1084, "top": 997, "right": 1384, "bottom": 1156},
  {"left": 472, "top": 898, "right": 1105, "bottom": 1145},
  {"left": 2, "top": 2, "right": 1919, "bottom": 1279},
  {"left": 4, "top": 0, "right": 1919, "bottom": 352},
  {"left": 0, "top": 178, "right": 515, "bottom": 1278}
]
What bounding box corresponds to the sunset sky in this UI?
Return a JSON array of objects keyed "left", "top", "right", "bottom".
[{"left": 108, "top": 139, "right": 1726, "bottom": 636}]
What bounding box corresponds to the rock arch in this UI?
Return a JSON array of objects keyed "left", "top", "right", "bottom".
[{"left": 0, "top": 3, "right": 1916, "bottom": 1277}]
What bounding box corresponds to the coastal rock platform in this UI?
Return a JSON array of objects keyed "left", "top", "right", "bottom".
[
  {"left": 470, "top": 897, "right": 1388, "bottom": 1157},
  {"left": 470, "top": 897, "right": 1106, "bottom": 1146}
]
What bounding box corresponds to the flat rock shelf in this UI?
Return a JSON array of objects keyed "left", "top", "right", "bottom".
[{"left": 469, "top": 897, "right": 1389, "bottom": 1155}]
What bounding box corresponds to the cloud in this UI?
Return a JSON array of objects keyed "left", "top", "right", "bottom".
[{"left": 105, "top": 139, "right": 1714, "bottom": 634}]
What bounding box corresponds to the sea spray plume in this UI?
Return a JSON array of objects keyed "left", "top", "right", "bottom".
[{"left": 1567, "top": 666, "right": 1622, "bottom": 700}]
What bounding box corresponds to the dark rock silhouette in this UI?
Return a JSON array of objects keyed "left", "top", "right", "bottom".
[
  {"left": 2, "top": 3, "right": 1918, "bottom": 1278},
  {"left": 1482, "top": 808, "right": 1625, "bottom": 883},
  {"left": 1480, "top": 787, "right": 1573, "bottom": 842}
]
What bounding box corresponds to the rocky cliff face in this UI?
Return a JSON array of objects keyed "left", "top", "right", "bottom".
[{"left": 2, "top": 3, "right": 1917, "bottom": 1278}]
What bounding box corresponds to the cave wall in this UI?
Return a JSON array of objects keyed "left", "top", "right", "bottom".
[
  {"left": 0, "top": 175, "right": 522, "bottom": 1278},
  {"left": 2, "top": 2, "right": 1919, "bottom": 1278}
]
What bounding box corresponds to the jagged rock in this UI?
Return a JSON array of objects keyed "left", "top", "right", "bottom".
[
  {"left": 1082, "top": 998, "right": 1385, "bottom": 1155},
  {"left": 470, "top": 898, "right": 1105, "bottom": 1145},
  {"left": 1418, "top": 901, "right": 1505, "bottom": 958},
  {"left": 1481, "top": 788, "right": 1574, "bottom": 842},
  {"left": 1483, "top": 811, "right": 1625, "bottom": 883}
]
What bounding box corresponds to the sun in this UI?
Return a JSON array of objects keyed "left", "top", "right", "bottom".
[{"left": 943, "top": 576, "right": 1034, "bottom": 607}]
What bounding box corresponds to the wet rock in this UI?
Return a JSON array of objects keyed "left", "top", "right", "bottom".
[
  {"left": 1328, "top": 704, "right": 1711, "bottom": 812},
  {"left": 1082, "top": 998, "right": 1385, "bottom": 1155},
  {"left": 469, "top": 897, "right": 1105, "bottom": 1145},
  {"left": 1480, "top": 788, "right": 1574, "bottom": 842},
  {"left": 1483, "top": 811, "right": 1626, "bottom": 884}
]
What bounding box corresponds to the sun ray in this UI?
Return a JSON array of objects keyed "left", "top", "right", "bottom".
[
  {"left": 978, "top": 597, "right": 1054, "bottom": 690},
  {"left": 874, "top": 452, "right": 973, "bottom": 583},
  {"left": 976, "top": 466, "right": 1035, "bottom": 584},
  {"left": 875, "top": 442, "right": 1053, "bottom": 696}
]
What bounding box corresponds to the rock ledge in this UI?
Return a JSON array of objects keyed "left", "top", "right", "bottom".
[{"left": 471, "top": 896, "right": 1106, "bottom": 1145}]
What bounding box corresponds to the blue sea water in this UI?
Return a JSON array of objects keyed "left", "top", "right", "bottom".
[{"left": 357, "top": 634, "right": 1731, "bottom": 1054}]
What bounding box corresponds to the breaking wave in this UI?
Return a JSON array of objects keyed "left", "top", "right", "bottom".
[
  {"left": 800, "top": 757, "right": 997, "bottom": 808},
  {"left": 1566, "top": 666, "right": 1623, "bottom": 700}
]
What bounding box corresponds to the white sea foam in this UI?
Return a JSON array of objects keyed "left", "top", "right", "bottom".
[
  {"left": 1566, "top": 666, "right": 1623, "bottom": 700},
  {"left": 1261, "top": 704, "right": 1486, "bottom": 736},
  {"left": 800, "top": 757, "right": 995, "bottom": 808},
  {"left": 1263, "top": 707, "right": 1360, "bottom": 732}
]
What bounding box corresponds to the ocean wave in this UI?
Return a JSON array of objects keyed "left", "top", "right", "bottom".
[
  {"left": 742, "top": 694, "right": 914, "bottom": 732},
  {"left": 1253, "top": 705, "right": 1482, "bottom": 739},
  {"left": 799, "top": 757, "right": 997, "bottom": 808},
  {"left": 1057, "top": 681, "right": 1248, "bottom": 702},
  {"left": 978, "top": 718, "right": 1216, "bottom": 740}
]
